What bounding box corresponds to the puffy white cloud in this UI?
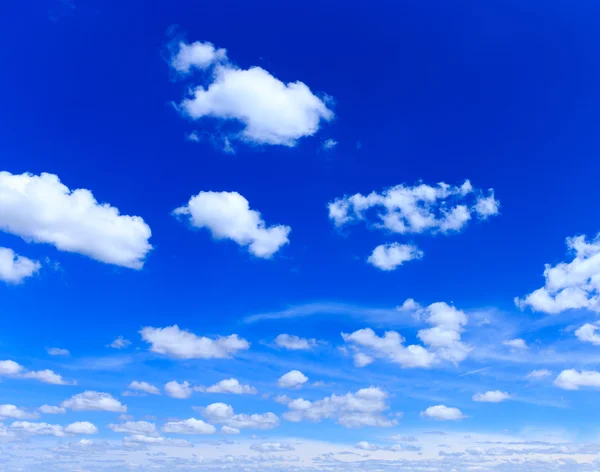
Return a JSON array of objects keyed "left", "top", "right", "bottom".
[
  {"left": 109, "top": 421, "right": 158, "bottom": 436},
  {"left": 0, "top": 360, "right": 24, "bottom": 376},
  {"left": 367, "top": 243, "right": 423, "bottom": 271},
  {"left": 61, "top": 391, "right": 127, "bottom": 412},
  {"left": 165, "top": 381, "right": 192, "bottom": 399},
  {"left": 250, "top": 442, "right": 295, "bottom": 452},
  {"left": 0, "top": 247, "right": 40, "bottom": 283},
  {"left": 199, "top": 403, "right": 279, "bottom": 430},
  {"left": 282, "top": 387, "right": 396, "bottom": 428},
  {"left": 141, "top": 325, "right": 249, "bottom": 359},
  {"left": 554, "top": 369, "right": 600, "bottom": 390},
  {"left": 38, "top": 405, "right": 66, "bottom": 414},
  {"left": 173, "top": 191, "right": 290, "bottom": 258},
  {"left": 503, "top": 338, "right": 528, "bottom": 350},
  {"left": 22, "top": 369, "right": 71, "bottom": 385},
  {"left": 328, "top": 180, "right": 498, "bottom": 236},
  {"left": 162, "top": 418, "right": 216, "bottom": 435},
  {"left": 109, "top": 336, "right": 131, "bottom": 349},
  {"left": 575, "top": 323, "right": 600, "bottom": 345},
  {"left": 123, "top": 434, "right": 192, "bottom": 447},
  {"left": 343, "top": 301, "right": 470, "bottom": 369},
  {"left": 11, "top": 421, "right": 65, "bottom": 437},
  {"left": 0, "top": 405, "right": 39, "bottom": 420},
  {"left": 171, "top": 40, "right": 227, "bottom": 73},
  {"left": 46, "top": 347, "right": 70, "bottom": 357},
  {"left": 64, "top": 422, "right": 98, "bottom": 435},
  {"left": 127, "top": 381, "right": 161, "bottom": 395},
  {"left": 353, "top": 352, "right": 374, "bottom": 368},
  {"left": 527, "top": 369, "right": 552, "bottom": 379},
  {"left": 174, "top": 39, "right": 334, "bottom": 146},
  {"left": 420, "top": 405, "right": 466, "bottom": 421},
  {"left": 472, "top": 391, "right": 511, "bottom": 403},
  {"left": 277, "top": 370, "right": 308, "bottom": 389},
  {"left": 516, "top": 234, "right": 600, "bottom": 314},
  {"left": 0, "top": 172, "right": 152, "bottom": 269},
  {"left": 197, "top": 378, "right": 257, "bottom": 395},
  {"left": 275, "top": 334, "right": 317, "bottom": 350},
  {"left": 221, "top": 425, "right": 240, "bottom": 435}
]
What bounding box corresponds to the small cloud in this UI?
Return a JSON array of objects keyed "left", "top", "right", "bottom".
[
  {"left": 108, "top": 336, "right": 131, "bottom": 350},
  {"left": 47, "top": 347, "right": 70, "bottom": 357},
  {"left": 322, "top": 139, "right": 337, "bottom": 150}
]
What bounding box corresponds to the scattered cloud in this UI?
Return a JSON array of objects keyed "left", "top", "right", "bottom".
[
  {"left": 109, "top": 421, "right": 159, "bottom": 436},
  {"left": 277, "top": 370, "right": 308, "bottom": 389},
  {"left": 22, "top": 369, "right": 72, "bottom": 385},
  {"left": 503, "top": 338, "right": 528, "bottom": 350},
  {"left": 108, "top": 336, "right": 131, "bottom": 349},
  {"left": 0, "top": 247, "right": 40, "bottom": 284},
  {"left": 63, "top": 422, "right": 98, "bottom": 435},
  {"left": 322, "top": 139, "right": 337, "bottom": 150},
  {"left": 162, "top": 418, "right": 216, "bottom": 435},
  {"left": 38, "top": 405, "right": 66, "bottom": 414},
  {"left": 165, "top": 381, "right": 192, "bottom": 399},
  {"left": 61, "top": 391, "right": 127, "bottom": 412},
  {"left": 527, "top": 369, "right": 552, "bottom": 379},
  {"left": 472, "top": 391, "right": 511, "bottom": 403},
  {"left": 0, "top": 172, "right": 152, "bottom": 269},
  {"left": 250, "top": 442, "right": 295, "bottom": 452},
  {"left": 173, "top": 191, "right": 290, "bottom": 258},
  {"left": 171, "top": 40, "right": 227, "bottom": 73},
  {"left": 367, "top": 243, "right": 423, "bottom": 271},
  {"left": 198, "top": 403, "right": 279, "bottom": 430},
  {"left": 420, "top": 405, "right": 466, "bottom": 421},
  {"left": 275, "top": 334, "right": 317, "bottom": 350},
  {"left": 554, "top": 369, "right": 600, "bottom": 390},
  {"left": 574, "top": 323, "right": 600, "bottom": 345},
  {"left": 353, "top": 352, "right": 374, "bottom": 368},
  {"left": 0, "top": 360, "right": 24, "bottom": 376},
  {"left": 46, "top": 347, "right": 70, "bottom": 357},
  {"left": 0, "top": 405, "right": 39, "bottom": 420},
  {"left": 124, "top": 381, "right": 161, "bottom": 396},
  {"left": 196, "top": 378, "right": 257, "bottom": 395}
]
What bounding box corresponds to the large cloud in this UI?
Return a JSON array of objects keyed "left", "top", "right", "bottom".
[
  {"left": 172, "top": 40, "right": 333, "bottom": 146},
  {"left": 516, "top": 234, "right": 600, "bottom": 314},
  {"left": 0, "top": 172, "right": 152, "bottom": 269},
  {"left": 173, "top": 191, "right": 290, "bottom": 258},
  {"left": 554, "top": 369, "right": 600, "bottom": 390}
]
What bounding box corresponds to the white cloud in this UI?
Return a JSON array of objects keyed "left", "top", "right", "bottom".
[
  {"left": 64, "top": 422, "right": 98, "bottom": 435},
  {"left": 503, "top": 338, "right": 528, "bottom": 350},
  {"left": 127, "top": 381, "right": 161, "bottom": 395},
  {"left": 46, "top": 347, "right": 70, "bottom": 357},
  {"left": 109, "top": 421, "right": 158, "bottom": 436},
  {"left": 322, "top": 139, "right": 337, "bottom": 150},
  {"left": 174, "top": 40, "right": 334, "bottom": 146},
  {"left": 171, "top": 40, "right": 227, "bottom": 73},
  {"left": 367, "top": 243, "right": 423, "bottom": 271},
  {"left": 38, "top": 405, "right": 66, "bottom": 414},
  {"left": 0, "top": 247, "right": 40, "bottom": 283},
  {"left": 123, "top": 434, "right": 192, "bottom": 447},
  {"left": 278, "top": 370, "right": 308, "bottom": 389},
  {"left": 472, "top": 391, "right": 511, "bottom": 403},
  {"left": 109, "top": 336, "right": 131, "bottom": 349},
  {"left": 328, "top": 180, "right": 499, "bottom": 236},
  {"left": 275, "top": 334, "right": 317, "bottom": 350},
  {"left": 61, "top": 391, "right": 127, "bottom": 412},
  {"left": 527, "top": 369, "right": 552, "bottom": 379},
  {"left": 575, "top": 323, "right": 600, "bottom": 345},
  {"left": 198, "top": 378, "right": 257, "bottom": 395},
  {"left": 516, "top": 234, "right": 600, "bottom": 314},
  {"left": 283, "top": 387, "right": 396, "bottom": 428},
  {"left": 165, "top": 381, "right": 192, "bottom": 399},
  {"left": 420, "top": 405, "right": 466, "bottom": 421},
  {"left": 355, "top": 441, "right": 379, "bottom": 451},
  {"left": 342, "top": 300, "right": 471, "bottom": 369},
  {"left": 221, "top": 425, "right": 240, "bottom": 435},
  {"left": 162, "top": 418, "right": 216, "bottom": 435},
  {"left": 173, "top": 191, "right": 290, "bottom": 258},
  {"left": 11, "top": 421, "right": 65, "bottom": 437},
  {"left": 353, "top": 352, "right": 374, "bottom": 368},
  {"left": 141, "top": 325, "right": 249, "bottom": 359},
  {"left": 22, "top": 369, "right": 71, "bottom": 385},
  {"left": 0, "top": 171, "right": 152, "bottom": 269},
  {"left": 198, "top": 403, "right": 279, "bottom": 430},
  {"left": 554, "top": 369, "right": 600, "bottom": 390},
  {"left": 250, "top": 442, "right": 295, "bottom": 452},
  {"left": 0, "top": 405, "right": 39, "bottom": 420},
  {"left": 0, "top": 360, "right": 24, "bottom": 376}
]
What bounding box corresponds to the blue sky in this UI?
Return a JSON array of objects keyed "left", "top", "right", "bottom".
[{"left": 1, "top": 0, "right": 600, "bottom": 470}]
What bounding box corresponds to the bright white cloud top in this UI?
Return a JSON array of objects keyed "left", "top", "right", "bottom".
[
  {"left": 472, "top": 391, "right": 511, "bottom": 403},
  {"left": 420, "top": 404, "right": 466, "bottom": 420},
  {"left": 367, "top": 242, "right": 424, "bottom": 271},
  {"left": 554, "top": 369, "right": 600, "bottom": 390},
  {"left": 61, "top": 391, "right": 127, "bottom": 412},
  {"left": 196, "top": 378, "right": 257, "bottom": 395},
  {"left": 197, "top": 403, "right": 279, "bottom": 430},
  {"left": 173, "top": 191, "right": 290, "bottom": 258},
  {"left": 0, "top": 172, "right": 152, "bottom": 269},
  {"left": 164, "top": 381, "right": 192, "bottom": 399},
  {"left": 126, "top": 381, "right": 161, "bottom": 395},
  {"left": 516, "top": 233, "right": 600, "bottom": 314},
  {"left": 0, "top": 247, "right": 40, "bottom": 284},
  {"left": 172, "top": 40, "right": 333, "bottom": 146},
  {"left": 277, "top": 370, "right": 309, "bottom": 389}
]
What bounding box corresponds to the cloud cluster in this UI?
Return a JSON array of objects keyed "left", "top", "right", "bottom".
[
  {"left": 0, "top": 359, "right": 72, "bottom": 385},
  {"left": 516, "top": 234, "right": 600, "bottom": 314},
  {"left": 10, "top": 421, "right": 97, "bottom": 437},
  {"left": 420, "top": 405, "right": 466, "bottom": 421},
  {"left": 0, "top": 172, "right": 152, "bottom": 269},
  {"left": 173, "top": 191, "right": 290, "bottom": 258},
  {"left": 172, "top": 40, "right": 333, "bottom": 147}
]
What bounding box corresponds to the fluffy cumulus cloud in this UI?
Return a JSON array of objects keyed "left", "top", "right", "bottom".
[
  {"left": 172, "top": 40, "right": 333, "bottom": 146},
  {"left": 109, "top": 421, "right": 159, "bottom": 436},
  {"left": 516, "top": 234, "right": 600, "bottom": 314},
  {"left": 420, "top": 405, "right": 466, "bottom": 421},
  {"left": 140, "top": 325, "right": 249, "bottom": 359},
  {"left": 63, "top": 422, "right": 98, "bottom": 435},
  {"left": 0, "top": 405, "right": 39, "bottom": 420},
  {"left": 126, "top": 381, "right": 161, "bottom": 395},
  {"left": 164, "top": 381, "right": 192, "bottom": 399},
  {"left": 198, "top": 403, "right": 279, "bottom": 430},
  {"left": 282, "top": 386, "right": 397, "bottom": 428},
  {"left": 173, "top": 191, "right": 290, "bottom": 258},
  {"left": 353, "top": 352, "right": 374, "bottom": 368},
  {"left": 0, "top": 247, "right": 40, "bottom": 283},
  {"left": 367, "top": 243, "right": 423, "bottom": 271},
  {"left": 574, "top": 323, "right": 600, "bottom": 345},
  {"left": 472, "top": 391, "right": 511, "bottom": 403},
  {"left": 275, "top": 334, "right": 317, "bottom": 350},
  {"left": 343, "top": 299, "right": 471, "bottom": 368},
  {"left": 22, "top": 369, "right": 71, "bottom": 385},
  {"left": 11, "top": 421, "right": 65, "bottom": 437},
  {"left": 277, "top": 370, "right": 309, "bottom": 389},
  {"left": 38, "top": 405, "right": 66, "bottom": 414},
  {"left": 554, "top": 369, "right": 600, "bottom": 390},
  {"left": 0, "top": 172, "right": 152, "bottom": 269},
  {"left": 328, "top": 180, "right": 499, "bottom": 236},
  {"left": 162, "top": 418, "right": 216, "bottom": 435},
  {"left": 0, "top": 360, "right": 24, "bottom": 376},
  {"left": 196, "top": 378, "right": 257, "bottom": 395},
  {"left": 61, "top": 391, "right": 127, "bottom": 412}
]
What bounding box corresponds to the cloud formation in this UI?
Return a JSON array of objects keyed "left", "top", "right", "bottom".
[{"left": 0, "top": 247, "right": 40, "bottom": 284}]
